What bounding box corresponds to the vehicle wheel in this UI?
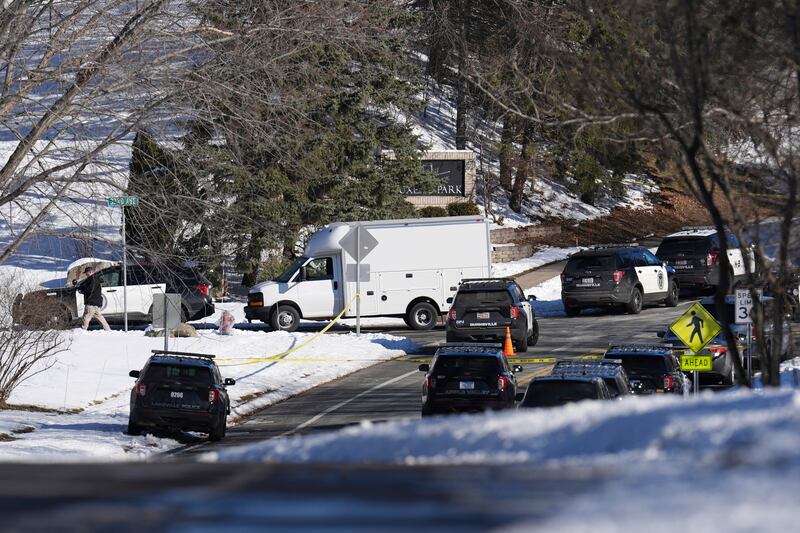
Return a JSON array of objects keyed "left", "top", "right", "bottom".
[
  {"left": 407, "top": 301, "right": 438, "bottom": 330},
  {"left": 564, "top": 305, "right": 581, "bottom": 317},
  {"left": 515, "top": 334, "right": 528, "bottom": 353},
  {"left": 445, "top": 331, "right": 458, "bottom": 343},
  {"left": 126, "top": 419, "right": 142, "bottom": 436},
  {"left": 270, "top": 305, "right": 300, "bottom": 332},
  {"left": 664, "top": 280, "right": 679, "bottom": 307},
  {"left": 626, "top": 287, "right": 643, "bottom": 315},
  {"left": 209, "top": 416, "right": 227, "bottom": 442},
  {"left": 421, "top": 405, "right": 436, "bottom": 417},
  {"left": 527, "top": 321, "right": 539, "bottom": 348}
]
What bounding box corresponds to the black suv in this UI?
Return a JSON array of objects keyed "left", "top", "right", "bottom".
[
  {"left": 518, "top": 375, "right": 613, "bottom": 408},
  {"left": 551, "top": 358, "right": 633, "bottom": 398},
  {"left": 419, "top": 343, "right": 522, "bottom": 416},
  {"left": 127, "top": 350, "right": 235, "bottom": 441},
  {"left": 561, "top": 245, "right": 679, "bottom": 316},
  {"left": 12, "top": 263, "right": 215, "bottom": 328},
  {"left": 604, "top": 344, "right": 687, "bottom": 394},
  {"left": 446, "top": 278, "right": 539, "bottom": 352}
]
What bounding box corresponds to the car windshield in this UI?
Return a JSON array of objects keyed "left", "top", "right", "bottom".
[
  {"left": 566, "top": 255, "right": 617, "bottom": 272},
  {"left": 145, "top": 364, "right": 212, "bottom": 384},
  {"left": 522, "top": 381, "right": 598, "bottom": 407},
  {"left": 454, "top": 290, "right": 511, "bottom": 308},
  {"left": 612, "top": 355, "right": 667, "bottom": 374},
  {"left": 434, "top": 356, "right": 500, "bottom": 376},
  {"left": 275, "top": 257, "right": 307, "bottom": 283},
  {"left": 657, "top": 237, "right": 715, "bottom": 256}
]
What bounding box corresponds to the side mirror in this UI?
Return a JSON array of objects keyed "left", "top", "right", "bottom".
[
  {"left": 446, "top": 297, "right": 453, "bottom": 304},
  {"left": 129, "top": 370, "right": 140, "bottom": 378},
  {"left": 515, "top": 392, "right": 525, "bottom": 402},
  {"left": 224, "top": 378, "right": 236, "bottom": 386},
  {"left": 418, "top": 364, "right": 429, "bottom": 372},
  {"left": 527, "top": 294, "right": 537, "bottom": 301},
  {"left": 512, "top": 365, "right": 523, "bottom": 373},
  {"left": 656, "top": 330, "right": 666, "bottom": 338}
]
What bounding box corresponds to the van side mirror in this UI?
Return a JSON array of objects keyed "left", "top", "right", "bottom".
[
  {"left": 418, "top": 364, "right": 429, "bottom": 372},
  {"left": 527, "top": 294, "right": 537, "bottom": 301},
  {"left": 129, "top": 370, "right": 140, "bottom": 378},
  {"left": 515, "top": 392, "right": 525, "bottom": 402},
  {"left": 446, "top": 297, "right": 453, "bottom": 304},
  {"left": 224, "top": 378, "right": 236, "bottom": 386}
]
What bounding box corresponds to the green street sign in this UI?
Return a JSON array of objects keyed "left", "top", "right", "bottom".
[
  {"left": 107, "top": 196, "right": 139, "bottom": 207},
  {"left": 680, "top": 354, "right": 713, "bottom": 372}
]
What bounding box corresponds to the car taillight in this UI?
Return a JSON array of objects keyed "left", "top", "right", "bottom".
[
  {"left": 663, "top": 375, "right": 674, "bottom": 390},
  {"left": 706, "top": 253, "right": 719, "bottom": 267},
  {"left": 510, "top": 306, "right": 520, "bottom": 319},
  {"left": 136, "top": 383, "right": 146, "bottom": 396},
  {"left": 612, "top": 270, "right": 625, "bottom": 284},
  {"left": 208, "top": 388, "right": 218, "bottom": 403},
  {"left": 195, "top": 284, "right": 210, "bottom": 297},
  {"left": 560, "top": 273, "right": 565, "bottom": 283},
  {"left": 498, "top": 376, "right": 510, "bottom": 391},
  {"left": 426, "top": 376, "right": 435, "bottom": 389},
  {"left": 448, "top": 308, "right": 457, "bottom": 320}
]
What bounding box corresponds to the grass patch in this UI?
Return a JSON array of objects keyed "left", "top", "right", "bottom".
[
  {"left": 0, "top": 433, "right": 17, "bottom": 442},
  {"left": 11, "top": 426, "right": 35, "bottom": 435},
  {"left": 0, "top": 402, "right": 82, "bottom": 414}
]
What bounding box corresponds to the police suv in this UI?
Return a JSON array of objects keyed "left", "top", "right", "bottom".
[{"left": 561, "top": 245, "right": 679, "bottom": 316}]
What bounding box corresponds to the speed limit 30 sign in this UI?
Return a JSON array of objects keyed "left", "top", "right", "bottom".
[{"left": 735, "top": 288, "right": 763, "bottom": 324}]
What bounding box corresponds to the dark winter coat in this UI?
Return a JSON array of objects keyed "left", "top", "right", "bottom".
[{"left": 79, "top": 275, "right": 103, "bottom": 307}]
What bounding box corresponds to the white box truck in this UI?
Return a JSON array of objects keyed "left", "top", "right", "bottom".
[{"left": 244, "top": 216, "right": 492, "bottom": 331}]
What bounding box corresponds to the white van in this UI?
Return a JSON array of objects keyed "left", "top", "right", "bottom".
[{"left": 244, "top": 216, "right": 492, "bottom": 331}]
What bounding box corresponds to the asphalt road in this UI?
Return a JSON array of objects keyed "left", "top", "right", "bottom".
[{"left": 172, "top": 300, "right": 692, "bottom": 458}]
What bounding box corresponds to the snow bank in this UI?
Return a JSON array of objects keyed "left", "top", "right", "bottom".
[{"left": 492, "top": 247, "right": 579, "bottom": 278}]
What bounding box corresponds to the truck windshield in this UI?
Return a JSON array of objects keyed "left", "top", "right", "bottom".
[{"left": 275, "top": 257, "right": 307, "bottom": 283}]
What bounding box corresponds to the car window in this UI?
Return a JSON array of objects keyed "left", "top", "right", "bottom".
[
  {"left": 509, "top": 284, "right": 525, "bottom": 303},
  {"left": 566, "top": 255, "right": 618, "bottom": 272},
  {"left": 631, "top": 252, "right": 648, "bottom": 267},
  {"left": 454, "top": 290, "right": 512, "bottom": 308},
  {"left": 727, "top": 233, "right": 740, "bottom": 248},
  {"left": 657, "top": 237, "right": 712, "bottom": 256},
  {"left": 643, "top": 250, "right": 661, "bottom": 266},
  {"left": 522, "top": 381, "right": 599, "bottom": 407},
  {"left": 433, "top": 356, "right": 500, "bottom": 376},
  {"left": 100, "top": 268, "right": 121, "bottom": 287},
  {"left": 145, "top": 364, "right": 212, "bottom": 384},
  {"left": 305, "top": 257, "right": 333, "bottom": 281},
  {"left": 611, "top": 354, "right": 668, "bottom": 374}
]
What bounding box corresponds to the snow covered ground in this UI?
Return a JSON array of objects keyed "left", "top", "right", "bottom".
[{"left": 492, "top": 246, "right": 580, "bottom": 278}]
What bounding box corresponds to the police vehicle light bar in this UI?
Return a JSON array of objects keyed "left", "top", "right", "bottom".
[{"left": 151, "top": 349, "right": 216, "bottom": 359}]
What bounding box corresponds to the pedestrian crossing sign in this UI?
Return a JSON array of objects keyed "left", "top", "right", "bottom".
[{"left": 669, "top": 302, "right": 721, "bottom": 354}]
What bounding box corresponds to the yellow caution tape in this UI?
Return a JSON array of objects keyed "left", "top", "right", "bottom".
[{"left": 217, "top": 294, "right": 360, "bottom": 367}]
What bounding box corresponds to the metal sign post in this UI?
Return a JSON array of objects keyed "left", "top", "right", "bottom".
[
  {"left": 338, "top": 224, "right": 378, "bottom": 338},
  {"left": 108, "top": 196, "right": 139, "bottom": 332},
  {"left": 356, "top": 224, "right": 361, "bottom": 337},
  {"left": 164, "top": 292, "right": 169, "bottom": 352},
  {"left": 736, "top": 288, "right": 761, "bottom": 385}
]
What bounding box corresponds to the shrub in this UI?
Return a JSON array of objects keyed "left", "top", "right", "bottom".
[
  {"left": 447, "top": 202, "right": 480, "bottom": 216},
  {"left": 418, "top": 206, "right": 448, "bottom": 218}
]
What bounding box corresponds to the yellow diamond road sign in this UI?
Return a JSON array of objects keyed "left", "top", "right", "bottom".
[{"left": 669, "top": 302, "right": 721, "bottom": 354}]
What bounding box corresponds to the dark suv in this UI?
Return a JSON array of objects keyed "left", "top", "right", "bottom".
[
  {"left": 656, "top": 227, "right": 752, "bottom": 292},
  {"left": 518, "top": 375, "right": 613, "bottom": 408},
  {"left": 446, "top": 278, "right": 539, "bottom": 352},
  {"left": 561, "top": 245, "right": 679, "bottom": 316},
  {"left": 127, "top": 350, "right": 235, "bottom": 441},
  {"left": 418, "top": 343, "right": 522, "bottom": 416},
  {"left": 604, "top": 344, "right": 687, "bottom": 394},
  {"left": 551, "top": 358, "right": 633, "bottom": 398}
]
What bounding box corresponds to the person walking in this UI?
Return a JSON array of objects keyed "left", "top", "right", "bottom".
[{"left": 79, "top": 266, "right": 110, "bottom": 331}]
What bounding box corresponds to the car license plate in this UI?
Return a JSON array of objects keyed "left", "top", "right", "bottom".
[
  {"left": 675, "top": 260, "right": 688, "bottom": 265},
  {"left": 477, "top": 312, "right": 490, "bottom": 319},
  {"left": 582, "top": 277, "right": 594, "bottom": 284},
  {"left": 460, "top": 381, "right": 475, "bottom": 390}
]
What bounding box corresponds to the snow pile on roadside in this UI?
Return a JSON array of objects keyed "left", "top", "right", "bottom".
[
  {"left": 492, "top": 247, "right": 579, "bottom": 278},
  {"left": 526, "top": 275, "right": 565, "bottom": 317},
  {"left": 0, "top": 328, "right": 417, "bottom": 461}
]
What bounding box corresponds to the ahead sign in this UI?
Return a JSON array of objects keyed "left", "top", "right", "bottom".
[{"left": 735, "top": 288, "right": 763, "bottom": 324}]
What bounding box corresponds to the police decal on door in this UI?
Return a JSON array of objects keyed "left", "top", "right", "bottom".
[{"left": 657, "top": 270, "right": 664, "bottom": 290}]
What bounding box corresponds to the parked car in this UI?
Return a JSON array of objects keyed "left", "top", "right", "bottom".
[
  {"left": 604, "top": 344, "right": 688, "bottom": 394},
  {"left": 560, "top": 245, "right": 679, "bottom": 316},
  {"left": 445, "top": 278, "right": 539, "bottom": 351},
  {"left": 517, "top": 375, "right": 613, "bottom": 408},
  {"left": 127, "top": 350, "right": 235, "bottom": 441},
  {"left": 551, "top": 358, "right": 634, "bottom": 398},
  {"left": 12, "top": 262, "right": 215, "bottom": 328},
  {"left": 418, "top": 343, "right": 522, "bottom": 416},
  {"left": 655, "top": 227, "right": 754, "bottom": 293}
]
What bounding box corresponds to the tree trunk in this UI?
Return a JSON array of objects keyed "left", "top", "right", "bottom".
[
  {"left": 498, "top": 115, "right": 515, "bottom": 189},
  {"left": 510, "top": 124, "right": 534, "bottom": 213},
  {"left": 454, "top": 0, "right": 471, "bottom": 150}
]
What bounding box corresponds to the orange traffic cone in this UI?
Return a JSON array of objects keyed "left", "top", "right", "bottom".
[{"left": 503, "top": 327, "right": 515, "bottom": 357}]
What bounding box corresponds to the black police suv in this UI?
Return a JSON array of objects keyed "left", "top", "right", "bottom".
[
  {"left": 446, "top": 278, "right": 539, "bottom": 352},
  {"left": 12, "top": 263, "right": 215, "bottom": 328},
  {"left": 561, "top": 245, "right": 679, "bottom": 316},
  {"left": 127, "top": 350, "right": 235, "bottom": 441},
  {"left": 604, "top": 344, "right": 687, "bottom": 395},
  {"left": 419, "top": 343, "right": 522, "bottom": 416},
  {"left": 518, "top": 375, "right": 613, "bottom": 408},
  {"left": 656, "top": 227, "right": 753, "bottom": 292},
  {"left": 551, "top": 358, "right": 634, "bottom": 398}
]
